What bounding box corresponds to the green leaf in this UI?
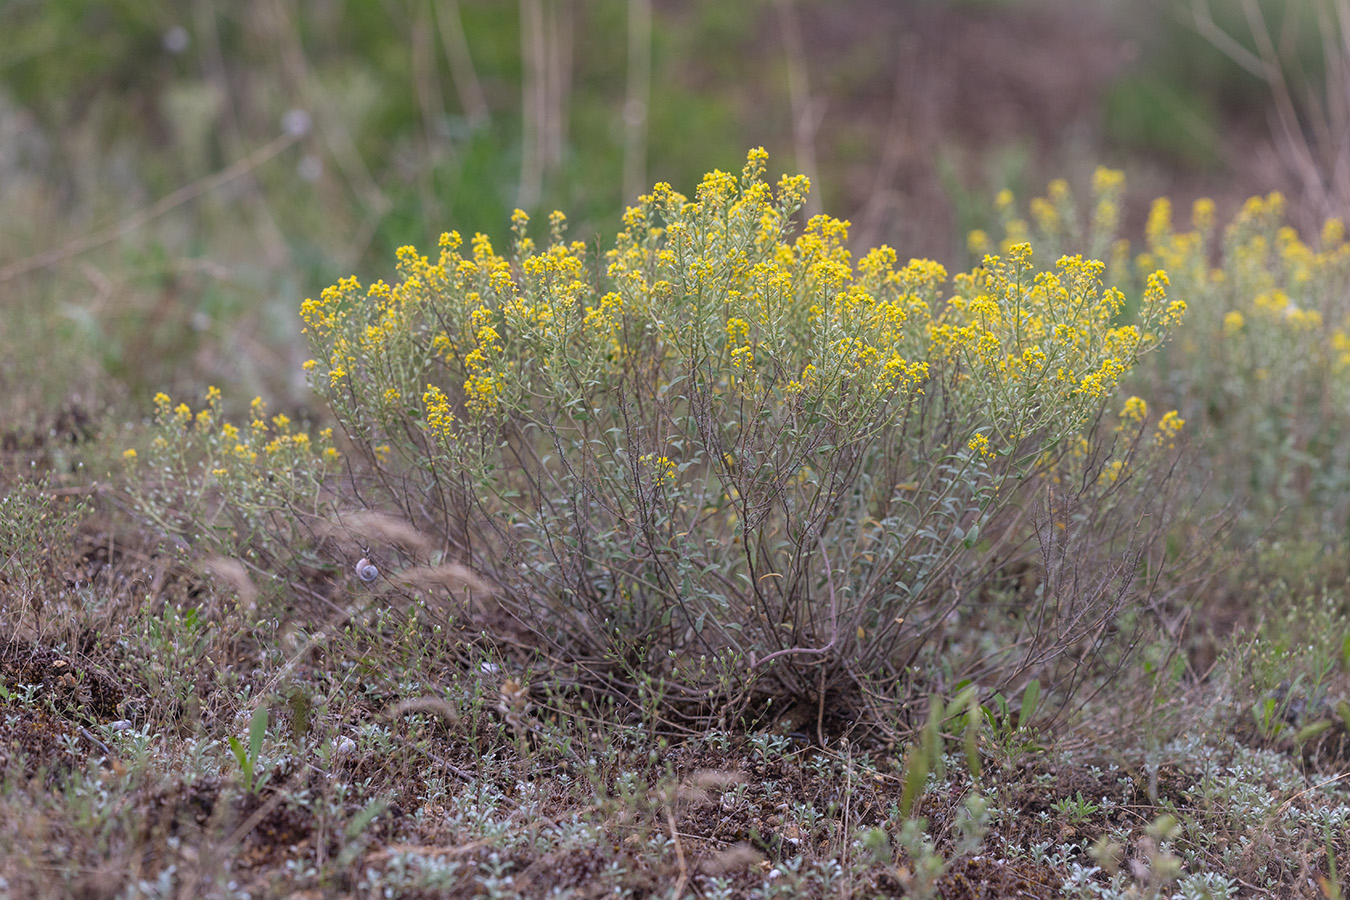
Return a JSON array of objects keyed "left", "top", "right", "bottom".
[
  {"left": 963, "top": 522, "right": 980, "bottom": 549},
  {"left": 1254, "top": 697, "right": 1277, "bottom": 731},
  {"left": 923, "top": 694, "right": 946, "bottom": 784},
  {"left": 899, "top": 743, "right": 929, "bottom": 820},
  {"left": 248, "top": 706, "right": 268, "bottom": 766},
  {"left": 1019, "top": 680, "right": 1041, "bottom": 730},
  {"left": 227, "top": 735, "right": 246, "bottom": 770},
  {"left": 957, "top": 688, "right": 982, "bottom": 781}
]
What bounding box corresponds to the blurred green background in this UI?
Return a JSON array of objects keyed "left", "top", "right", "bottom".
[{"left": 0, "top": 0, "right": 1321, "bottom": 433}]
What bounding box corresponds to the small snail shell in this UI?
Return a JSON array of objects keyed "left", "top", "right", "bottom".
[{"left": 355, "top": 557, "right": 379, "bottom": 582}]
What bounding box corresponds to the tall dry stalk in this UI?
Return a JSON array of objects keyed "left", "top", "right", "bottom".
[
  {"left": 436, "top": 0, "right": 490, "bottom": 130},
  {"left": 518, "top": 0, "right": 572, "bottom": 210},
  {"left": 1191, "top": 0, "right": 1350, "bottom": 226},
  {"left": 774, "top": 0, "right": 822, "bottom": 219},
  {"left": 622, "top": 0, "right": 652, "bottom": 204},
  {"left": 412, "top": 2, "right": 446, "bottom": 226}
]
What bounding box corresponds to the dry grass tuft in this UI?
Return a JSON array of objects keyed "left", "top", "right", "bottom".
[
  {"left": 389, "top": 695, "right": 462, "bottom": 728},
  {"left": 697, "top": 841, "right": 764, "bottom": 876},
  {"left": 201, "top": 556, "right": 258, "bottom": 612},
  {"left": 393, "top": 562, "right": 495, "bottom": 597},
  {"left": 678, "top": 768, "right": 746, "bottom": 809},
  {"left": 321, "top": 510, "right": 435, "bottom": 557}
]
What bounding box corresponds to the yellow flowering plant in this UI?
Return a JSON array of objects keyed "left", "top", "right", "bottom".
[
  {"left": 1129, "top": 185, "right": 1350, "bottom": 538},
  {"left": 286, "top": 150, "right": 1185, "bottom": 717},
  {"left": 126, "top": 153, "right": 1187, "bottom": 721},
  {"left": 125, "top": 387, "right": 340, "bottom": 571}
]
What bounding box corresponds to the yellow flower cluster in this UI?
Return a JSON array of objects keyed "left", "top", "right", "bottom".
[
  {"left": 1119, "top": 395, "right": 1148, "bottom": 425},
  {"left": 1136, "top": 179, "right": 1350, "bottom": 437},
  {"left": 422, "top": 384, "right": 456, "bottom": 443},
  {"left": 133, "top": 388, "right": 339, "bottom": 481},
  {"left": 930, "top": 241, "right": 1176, "bottom": 444},
  {"left": 1155, "top": 409, "right": 1185, "bottom": 448},
  {"left": 639, "top": 453, "right": 678, "bottom": 484},
  {"left": 294, "top": 151, "right": 1183, "bottom": 513},
  {"left": 966, "top": 432, "right": 994, "bottom": 460}
]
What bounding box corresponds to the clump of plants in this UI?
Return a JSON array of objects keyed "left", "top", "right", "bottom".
[
  {"left": 1144, "top": 191, "right": 1350, "bottom": 542},
  {"left": 997, "top": 174, "right": 1350, "bottom": 570},
  {"left": 131, "top": 150, "right": 1191, "bottom": 726}
]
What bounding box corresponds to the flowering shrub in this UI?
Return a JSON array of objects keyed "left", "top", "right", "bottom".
[
  {"left": 125, "top": 388, "right": 340, "bottom": 573},
  {"left": 1003, "top": 174, "right": 1350, "bottom": 546},
  {"left": 133, "top": 151, "right": 1187, "bottom": 719},
  {"left": 1143, "top": 191, "right": 1350, "bottom": 539}
]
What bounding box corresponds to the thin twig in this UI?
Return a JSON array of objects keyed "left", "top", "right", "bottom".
[
  {"left": 747, "top": 534, "right": 839, "bottom": 671},
  {"left": 622, "top": 0, "right": 652, "bottom": 203},
  {"left": 666, "top": 798, "right": 689, "bottom": 898},
  {"left": 435, "top": 0, "right": 490, "bottom": 128},
  {"left": 1273, "top": 770, "right": 1350, "bottom": 820},
  {"left": 773, "top": 0, "right": 822, "bottom": 219}
]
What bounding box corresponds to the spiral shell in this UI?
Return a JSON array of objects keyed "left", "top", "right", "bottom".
[{"left": 355, "top": 557, "right": 379, "bottom": 582}]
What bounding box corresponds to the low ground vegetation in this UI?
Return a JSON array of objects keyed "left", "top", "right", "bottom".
[{"left": 5, "top": 152, "right": 1350, "bottom": 898}]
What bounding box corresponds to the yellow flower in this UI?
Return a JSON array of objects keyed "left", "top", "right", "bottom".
[
  {"left": 1077, "top": 358, "right": 1126, "bottom": 399},
  {"left": 1119, "top": 396, "right": 1148, "bottom": 424},
  {"left": 640, "top": 453, "right": 678, "bottom": 483},
  {"left": 1191, "top": 197, "right": 1215, "bottom": 231},
  {"left": 726, "top": 317, "right": 750, "bottom": 346},
  {"left": 1030, "top": 197, "right": 1059, "bottom": 233},
  {"left": 423, "top": 385, "right": 457, "bottom": 439},
  {"left": 967, "top": 433, "right": 994, "bottom": 460},
  {"left": 122, "top": 448, "right": 137, "bottom": 460},
  {"left": 1145, "top": 198, "right": 1172, "bottom": 248},
  {"left": 1091, "top": 166, "right": 1125, "bottom": 196},
  {"left": 1155, "top": 410, "right": 1185, "bottom": 447},
  {"left": 1322, "top": 218, "right": 1345, "bottom": 248}
]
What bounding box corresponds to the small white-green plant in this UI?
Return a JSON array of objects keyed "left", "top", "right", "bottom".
[{"left": 1051, "top": 791, "right": 1101, "bottom": 825}]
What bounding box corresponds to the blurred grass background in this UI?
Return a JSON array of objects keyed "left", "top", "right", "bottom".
[{"left": 0, "top": 0, "right": 1326, "bottom": 435}]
